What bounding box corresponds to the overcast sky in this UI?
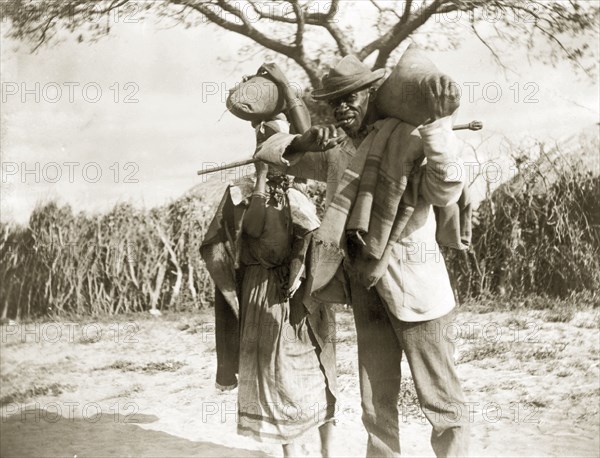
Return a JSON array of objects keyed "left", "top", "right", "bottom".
[{"left": 1, "top": 5, "right": 598, "bottom": 224}]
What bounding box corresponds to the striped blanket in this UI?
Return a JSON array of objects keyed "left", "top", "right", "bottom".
[{"left": 309, "top": 118, "right": 426, "bottom": 298}]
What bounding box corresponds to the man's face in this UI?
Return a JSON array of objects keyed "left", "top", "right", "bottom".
[{"left": 329, "top": 88, "right": 370, "bottom": 136}]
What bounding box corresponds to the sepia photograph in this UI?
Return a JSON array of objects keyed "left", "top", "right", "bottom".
[{"left": 0, "top": 1, "right": 598, "bottom": 457}]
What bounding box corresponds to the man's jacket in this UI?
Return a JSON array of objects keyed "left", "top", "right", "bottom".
[{"left": 254, "top": 116, "right": 471, "bottom": 322}]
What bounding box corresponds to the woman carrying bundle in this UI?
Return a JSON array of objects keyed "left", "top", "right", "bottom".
[{"left": 230, "top": 64, "right": 337, "bottom": 457}]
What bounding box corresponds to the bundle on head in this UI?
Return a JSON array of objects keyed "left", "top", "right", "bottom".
[{"left": 226, "top": 74, "right": 284, "bottom": 123}]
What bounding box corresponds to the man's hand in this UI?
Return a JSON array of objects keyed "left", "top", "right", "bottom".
[
  {"left": 290, "top": 124, "right": 345, "bottom": 153},
  {"left": 421, "top": 74, "right": 460, "bottom": 122}
]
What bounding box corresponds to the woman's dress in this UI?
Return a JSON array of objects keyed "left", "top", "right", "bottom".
[{"left": 237, "top": 189, "right": 335, "bottom": 443}]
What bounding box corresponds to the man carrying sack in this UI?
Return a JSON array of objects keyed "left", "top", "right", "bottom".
[{"left": 255, "top": 47, "right": 470, "bottom": 457}]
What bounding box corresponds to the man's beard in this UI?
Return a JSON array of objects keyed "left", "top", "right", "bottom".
[
  {"left": 343, "top": 122, "right": 367, "bottom": 140},
  {"left": 336, "top": 110, "right": 366, "bottom": 139}
]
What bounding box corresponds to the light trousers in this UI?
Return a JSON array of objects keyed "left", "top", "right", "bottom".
[{"left": 350, "top": 283, "right": 470, "bottom": 457}]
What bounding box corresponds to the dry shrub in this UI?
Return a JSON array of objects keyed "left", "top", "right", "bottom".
[
  {"left": 447, "top": 135, "right": 600, "bottom": 302},
  {"left": 474, "top": 169, "right": 599, "bottom": 297},
  {"left": 0, "top": 195, "right": 216, "bottom": 319}
]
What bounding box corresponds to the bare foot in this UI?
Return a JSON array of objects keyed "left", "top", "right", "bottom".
[{"left": 319, "top": 421, "right": 335, "bottom": 457}]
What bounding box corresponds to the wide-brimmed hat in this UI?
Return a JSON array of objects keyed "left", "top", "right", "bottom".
[{"left": 312, "top": 55, "right": 386, "bottom": 101}]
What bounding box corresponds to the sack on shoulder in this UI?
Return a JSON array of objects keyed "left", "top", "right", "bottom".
[{"left": 375, "top": 44, "right": 459, "bottom": 126}]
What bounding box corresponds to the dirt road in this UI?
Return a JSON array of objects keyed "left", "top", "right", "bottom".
[{"left": 1, "top": 307, "right": 598, "bottom": 457}]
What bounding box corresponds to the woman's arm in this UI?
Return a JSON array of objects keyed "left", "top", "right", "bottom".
[
  {"left": 283, "top": 83, "right": 311, "bottom": 134},
  {"left": 257, "top": 63, "right": 310, "bottom": 134},
  {"left": 243, "top": 161, "right": 269, "bottom": 238}
]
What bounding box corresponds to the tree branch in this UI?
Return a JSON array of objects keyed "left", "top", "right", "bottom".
[
  {"left": 180, "top": 0, "right": 323, "bottom": 86},
  {"left": 174, "top": 0, "right": 297, "bottom": 57},
  {"left": 370, "top": 0, "right": 448, "bottom": 68},
  {"left": 29, "top": 0, "right": 131, "bottom": 50},
  {"left": 500, "top": 2, "right": 595, "bottom": 77},
  {"left": 96, "top": 0, "right": 131, "bottom": 15},
  {"left": 369, "top": 0, "right": 402, "bottom": 21},
  {"left": 534, "top": 22, "right": 593, "bottom": 77},
  {"left": 245, "top": 0, "right": 352, "bottom": 55},
  {"left": 32, "top": 12, "right": 59, "bottom": 52},
  {"left": 470, "top": 21, "right": 514, "bottom": 78},
  {"left": 5, "top": 0, "right": 596, "bottom": 90},
  {"left": 401, "top": 0, "right": 414, "bottom": 24},
  {"left": 320, "top": 0, "right": 352, "bottom": 56},
  {"left": 358, "top": 0, "right": 447, "bottom": 61},
  {"left": 290, "top": 0, "right": 304, "bottom": 50}
]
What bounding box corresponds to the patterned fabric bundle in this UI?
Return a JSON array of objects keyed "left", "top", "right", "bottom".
[{"left": 310, "top": 118, "right": 425, "bottom": 295}]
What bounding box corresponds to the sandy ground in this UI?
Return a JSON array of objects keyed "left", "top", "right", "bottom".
[{"left": 1, "top": 306, "right": 599, "bottom": 457}]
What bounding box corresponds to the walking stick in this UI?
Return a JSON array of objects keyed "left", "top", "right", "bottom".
[{"left": 197, "top": 120, "right": 483, "bottom": 176}]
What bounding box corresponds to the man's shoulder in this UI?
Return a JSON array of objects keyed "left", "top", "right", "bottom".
[
  {"left": 359, "top": 118, "right": 424, "bottom": 151},
  {"left": 368, "top": 116, "right": 422, "bottom": 133}
]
